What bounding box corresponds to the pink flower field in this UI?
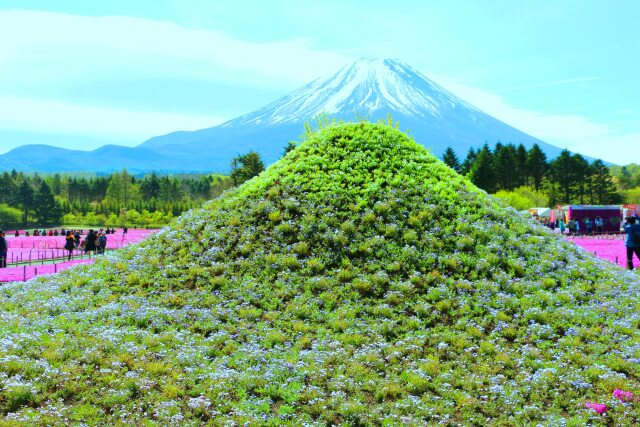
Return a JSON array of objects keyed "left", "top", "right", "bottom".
[
  {"left": 567, "top": 235, "right": 631, "bottom": 268},
  {"left": 0, "top": 229, "right": 156, "bottom": 282}
]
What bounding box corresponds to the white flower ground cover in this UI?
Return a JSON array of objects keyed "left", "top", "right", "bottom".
[{"left": 0, "top": 124, "right": 639, "bottom": 425}]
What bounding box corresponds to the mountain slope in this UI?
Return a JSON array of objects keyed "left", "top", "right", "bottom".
[
  {"left": 0, "top": 58, "right": 581, "bottom": 173},
  {"left": 0, "top": 144, "right": 195, "bottom": 173},
  {"left": 0, "top": 123, "right": 637, "bottom": 424},
  {"left": 139, "top": 58, "right": 567, "bottom": 169}
]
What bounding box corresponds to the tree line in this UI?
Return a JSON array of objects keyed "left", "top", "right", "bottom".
[
  {"left": 0, "top": 170, "right": 234, "bottom": 229},
  {"left": 442, "top": 143, "right": 622, "bottom": 207}
]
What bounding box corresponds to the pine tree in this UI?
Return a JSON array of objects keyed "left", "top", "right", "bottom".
[
  {"left": 493, "top": 143, "right": 517, "bottom": 190},
  {"left": 570, "top": 154, "right": 590, "bottom": 204},
  {"left": 526, "top": 144, "right": 548, "bottom": 191},
  {"left": 16, "top": 180, "right": 34, "bottom": 225},
  {"left": 460, "top": 148, "right": 477, "bottom": 175},
  {"left": 590, "top": 160, "right": 622, "bottom": 204},
  {"left": 33, "top": 181, "right": 62, "bottom": 225},
  {"left": 0, "top": 172, "right": 16, "bottom": 205},
  {"left": 283, "top": 141, "right": 298, "bottom": 157},
  {"left": 515, "top": 144, "right": 528, "bottom": 187},
  {"left": 231, "top": 151, "right": 265, "bottom": 185},
  {"left": 140, "top": 172, "right": 161, "bottom": 199},
  {"left": 441, "top": 147, "right": 461, "bottom": 173},
  {"left": 469, "top": 144, "right": 496, "bottom": 193},
  {"left": 550, "top": 150, "right": 574, "bottom": 204}
]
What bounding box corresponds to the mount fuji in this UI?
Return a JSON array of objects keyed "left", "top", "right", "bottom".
[
  {"left": 139, "top": 58, "right": 565, "bottom": 171},
  {"left": 0, "top": 58, "right": 567, "bottom": 173}
]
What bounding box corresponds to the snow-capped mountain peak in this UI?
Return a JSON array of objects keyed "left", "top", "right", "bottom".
[{"left": 225, "top": 58, "right": 475, "bottom": 127}]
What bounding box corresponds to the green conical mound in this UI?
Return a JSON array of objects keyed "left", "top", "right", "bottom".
[{"left": 1, "top": 123, "right": 639, "bottom": 425}]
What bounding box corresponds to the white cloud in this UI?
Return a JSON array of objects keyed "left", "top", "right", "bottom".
[
  {"left": 0, "top": 9, "right": 350, "bottom": 147},
  {"left": 430, "top": 75, "right": 636, "bottom": 164},
  {"left": 0, "top": 10, "right": 349, "bottom": 87}
]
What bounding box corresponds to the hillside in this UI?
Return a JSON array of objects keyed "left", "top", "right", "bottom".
[{"left": 0, "top": 123, "right": 638, "bottom": 425}]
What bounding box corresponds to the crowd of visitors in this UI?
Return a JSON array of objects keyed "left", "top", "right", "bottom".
[
  {"left": 1, "top": 227, "right": 121, "bottom": 266},
  {"left": 542, "top": 216, "right": 607, "bottom": 236},
  {"left": 12, "top": 227, "right": 118, "bottom": 237}
]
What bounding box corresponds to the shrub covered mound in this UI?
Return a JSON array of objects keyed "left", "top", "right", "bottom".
[{"left": 1, "top": 123, "right": 639, "bottom": 425}]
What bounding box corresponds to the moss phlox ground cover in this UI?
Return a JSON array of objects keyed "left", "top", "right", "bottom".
[{"left": 0, "top": 123, "right": 639, "bottom": 425}]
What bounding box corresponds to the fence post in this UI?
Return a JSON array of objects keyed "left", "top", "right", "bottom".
[{"left": 23, "top": 266, "right": 26, "bottom": 281}]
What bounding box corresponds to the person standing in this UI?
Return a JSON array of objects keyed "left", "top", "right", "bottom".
[
  {"left": 97, "top": 232, "right": 107, "bottom": 255},
  {"left": 85, "top": 230, "right": 97, "bottom": 254},
  {"left": 624, "top": 217, "right": 640, "bottom": 270},
  {"left": 64, "top": 231, "right": 75, "bottom": 261},
  {"left": 585, "top": 218, "right": 593, "bottom": 235},
  {"left": 0, "top": 230, "right": 7, "bottom": 268},
  {"left": 595, "top": 216, "right": 604, "bottom": 234},
  {"left": 559, "top": 219, "right": 566, "bottom": 235}
]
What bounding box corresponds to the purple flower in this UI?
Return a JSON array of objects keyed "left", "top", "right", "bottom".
[
  {"left": 585, "top": 402, "right": 607, "bottom": 414},
  {"left": 613, "top": 389, "right": 634, "bottom": 402}
]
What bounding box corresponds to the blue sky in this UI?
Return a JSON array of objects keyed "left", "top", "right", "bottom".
[{"left": 0, "top": 0, "right": 638, "bottom": 163}]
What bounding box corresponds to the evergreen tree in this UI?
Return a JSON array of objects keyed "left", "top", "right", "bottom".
[
  {"left": 231, "top": 151, "right": 265, "bottom": 185},
  {"left": 49, "top": 173, "right": 63, "bottom": 196},
  {"left": 282, "top": 141, "right": 298, "bottom": 157},
  {"left": 469, "top": 144, "right": 496, "bottom": 193},
  {"left": 617, "top": 166, "right": 634, "bottom": 190},
  {"left": 460, "top": 148, "right": 477, "bottom": 175},
  {"left": 106, "top": 169, "right": 138, "bottom": 205},
  {"left": 442, "top": 147, "right": 461, "bottom": 173},
  {"left": 570, "top": 154, "right": 590, "bottom": 204},
  {"left": 140, "top": 172, "right": 161, "bottom": 199},
  {"left": 493, "top": 143, "right": 517, "bottom": 190},
  {"left": 0, "top": 172, "right": 17, "bottom": 205},
  {"left": 33, "top": 181, "right": 61, "bottom": 225},
  {"left": 549, "top": 150, "right": 574, "bottom": 204},
  {"left": 590, "top": 160, "right": 622, "bottom": 204},
  {"left": 16, "top": 180, "right": 34, "bottom": 225},
  {"left": 526, "top": 144, "right": 548, "bottom": 191},
  {"left": 515, "top": 144, "right": 528, "bottom": 187}
]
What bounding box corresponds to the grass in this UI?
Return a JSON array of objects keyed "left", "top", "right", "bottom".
[{"left": 0, "top": 122, "right": 639, "bottom": 425}]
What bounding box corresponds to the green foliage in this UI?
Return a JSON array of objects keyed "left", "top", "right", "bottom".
[
  {"left": 441, "top": 147, "right": 461, "bottom": 172},
  {"left": 0, "top": 169, "right": 233, "bottom": 227},
  {"left": 33, "top": 180, "right": 62, "bottom": 225},
  {"left": 469, "top": 143, "right": 496, "bottom": 193},
  {"left": 0, "top": 122, "right": 639, "bottom": 425},
  {"left": 611, "top": 163, "right": 640, "bottom": 190},
  {"left": 460, "top": 143, "right": 622, "bottom": 205},
  {"left": 230, "top": 151, "right": 265, "bottom": 186},
  {"left": 494, "top": 186, "right": 549, "bottom": 210},
  {"left": 0, "top": 203, "right": 22, "bottom": 228},
  {"left": 622, "top": 186, "right": 640, "bottom": 204}
]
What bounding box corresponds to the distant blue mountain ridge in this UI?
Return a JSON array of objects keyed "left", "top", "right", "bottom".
[{"left": 0, "top": 58, "right": 579, "bottom": 173}]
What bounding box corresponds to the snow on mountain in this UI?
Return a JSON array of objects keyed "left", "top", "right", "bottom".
[
  {"left": 224, "top": 58, "right": 479, "bottom": 127},
  {"left": 0, "top": 58, "right": 573, "bottom": 172}
]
